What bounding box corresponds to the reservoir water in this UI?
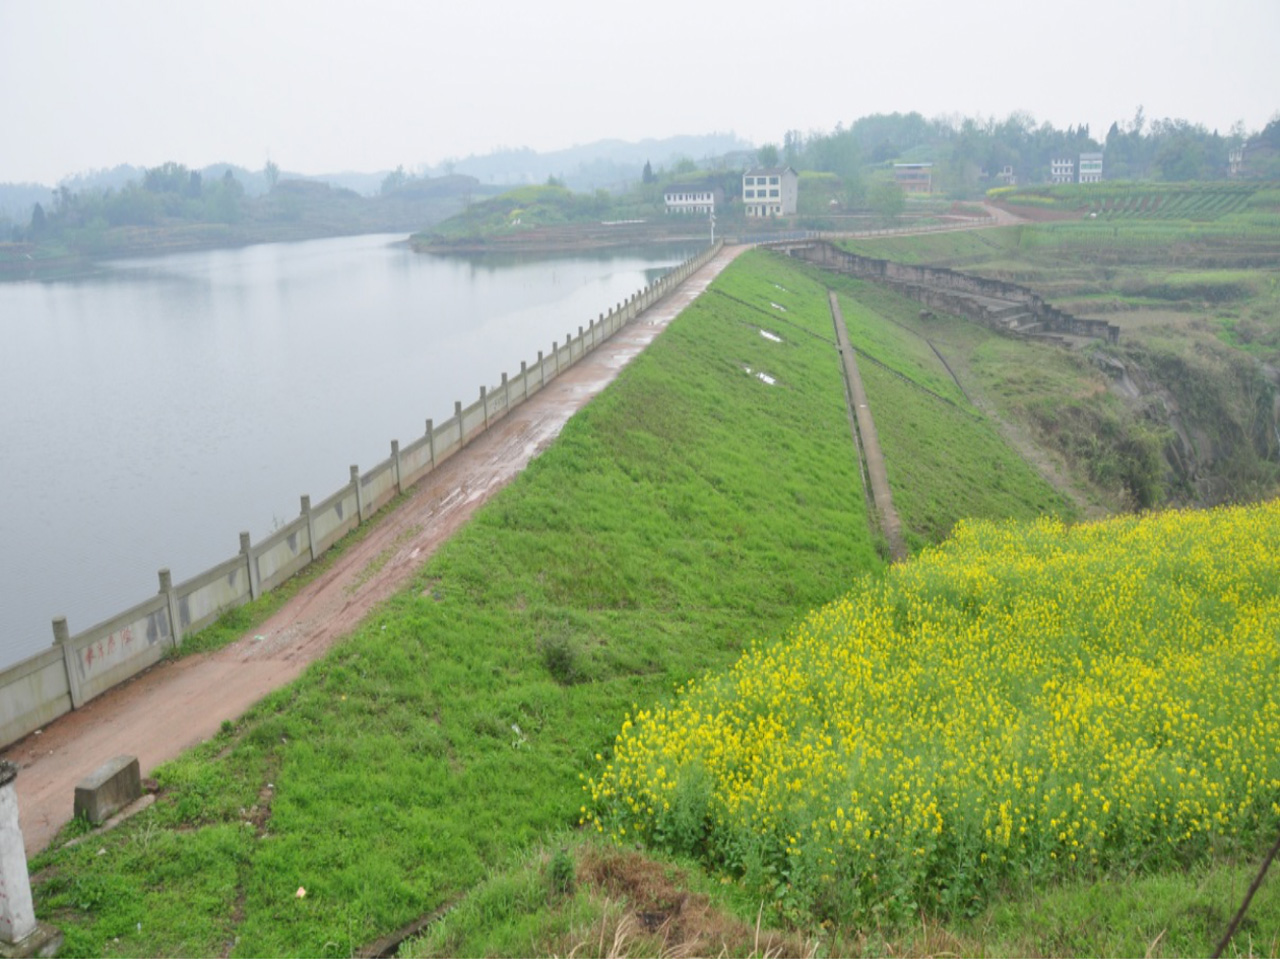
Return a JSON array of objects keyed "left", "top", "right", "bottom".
[{"left": 0, "top": 233, "right": 700, "bottom": 669}]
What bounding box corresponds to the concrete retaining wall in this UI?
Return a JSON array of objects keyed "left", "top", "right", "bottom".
[{"left": 0, "top": 242, "right": 722, "bottom": 751}]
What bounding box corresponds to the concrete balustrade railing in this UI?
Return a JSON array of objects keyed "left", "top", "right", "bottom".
[{"left": 0, "top": 242, "right": 723, "bottom": 751}]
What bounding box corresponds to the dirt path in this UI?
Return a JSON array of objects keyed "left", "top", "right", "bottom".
[
  {"left": 3, "top": 245, "right": 746, "bottom": 857},
  {"left": 828, "top": 291, "right": 908, "bottom": 562}
]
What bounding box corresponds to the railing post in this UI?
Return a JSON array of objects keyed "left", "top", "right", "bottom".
[
  {"left": 501, "top": 372, "right": 509, "bottom": 416},
  {"left": 426, "top": 418, "right": 435, "bottom": 469},
  {"left": 391, "top": 440, "right": 402, "bottom": 495},
  {"left": 159, "top": 568, "right": 182, "bottom": 649},
  {"left": 480, "top": 385, "right": 488, "bottom": 431},
  {"left": 301, "top": 495, "right": 316, "bottom": 561},
  {"left": 53, "top": 616, "right": 83, "bottom": 710},
  {"left": 351, "top": 464, "right": 366, "bottom": 524},
  {"left": 520, "top": 361, "right": 528, "bottom": 401},
  {"left": 240, "top": 531, "right": 260, "bottom": 600},
  {"left": 456, "top": 400, "right": 465, "bottom": 447}
]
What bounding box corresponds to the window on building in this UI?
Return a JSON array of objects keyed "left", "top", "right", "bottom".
[{"left": 770, "top": 189, "right": 778, "bottom": 197}]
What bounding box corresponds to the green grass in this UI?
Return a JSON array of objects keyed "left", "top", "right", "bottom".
[
  {"left": 835, "top": 286, "right": 971, "bottom": 406},
  {"left": 399, "top": 830, "right": 1280, "bottom": 958},
  {"left": 837, "top": 227, "right": 1018, "bottom": 264},
  {"left": 769, "top": 251, "right": 1076, "bottom": 539},
  {"left": 709, "top": 248, "right": 841, "bottom": 341},
  {"left": 30, "top": 250, "right": 882, "bottom": 957},
  {"left": 943, "top": 853, "right": 1280, "bottom": 959},
  {"left": 862, "top": 361, "right": 1071, "bottom": 547}
]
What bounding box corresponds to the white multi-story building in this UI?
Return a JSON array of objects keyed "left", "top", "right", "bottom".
[
  {"left": 1228, "top": 147, "right": 1245, "bottom": 178},
  {"left": 1078, "top": 152, "right": 1104, "bottom": 183},
  {"left": 663, "top": 182, "right": 722, "bottom": 215},
  {"left": 1050, "top": 158, "right": 1075, "bottom": 184},
  {"left": 742, "top": 167, "right": 798, "bottom": 217}
]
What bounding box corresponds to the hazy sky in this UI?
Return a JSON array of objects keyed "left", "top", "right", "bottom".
[{"left": 2, "top": 0, "right": 1276, "bottom": 185}]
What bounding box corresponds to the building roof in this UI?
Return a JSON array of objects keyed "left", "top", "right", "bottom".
[{"left": 744, "top": 166, "right": 796, "bottom": 177}]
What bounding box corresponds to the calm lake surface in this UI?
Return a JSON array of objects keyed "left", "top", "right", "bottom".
[{"left": 0, "top": 233, "right": 700, "bottom": 669}]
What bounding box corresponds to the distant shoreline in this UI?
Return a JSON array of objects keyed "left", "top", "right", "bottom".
[
  {"left": 412, "top": 220, "right": 720, "bottom": 255},
  {"left": 1, "top": 220, "right": 722, "bottom": 280},
  {"left": 0, "top": 223, "right": 411, "bottom": 281}
]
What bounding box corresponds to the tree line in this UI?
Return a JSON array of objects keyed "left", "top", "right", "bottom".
[
  {"left": 18, "top": 161, "right": 251, "bottom": 242},
  {"left": 762, "top": 108, "right": 1279, "bottom": 199}
]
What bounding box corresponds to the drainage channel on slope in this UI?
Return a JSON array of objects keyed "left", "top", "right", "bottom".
[{"left": 827, "top": 290, "right": 908, "bottom": 563}]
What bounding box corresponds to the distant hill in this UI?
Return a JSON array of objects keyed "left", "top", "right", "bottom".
[
  {"left": 0, "top": 133, "right": 756, "bottom": 226},
  {"left": 0, "top": 164, "right": 392, "bottom": 223},
  {"left": 423, "top": 133, "right": 754, "bottom": 190}
]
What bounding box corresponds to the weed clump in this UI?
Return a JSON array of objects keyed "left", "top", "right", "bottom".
[
  {"left": 541, "top": 635, "right": 584, "bottom": 686},
  {"left": 547, "top": 847, "right": 575, "bottom": 898}
]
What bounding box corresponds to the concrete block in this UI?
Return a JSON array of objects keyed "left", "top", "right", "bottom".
[{"left": 73, "top": 755, "right": 141, "bottom": 824}]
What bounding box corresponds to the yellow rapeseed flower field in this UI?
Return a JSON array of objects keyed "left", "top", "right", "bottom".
[{"left": 583, "top": 501, "right": 1280, "bottom": 920}]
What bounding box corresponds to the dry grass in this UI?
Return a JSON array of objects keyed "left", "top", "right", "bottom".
[{"left": 554, "top": 848, "right": 814, "bottom": 959}]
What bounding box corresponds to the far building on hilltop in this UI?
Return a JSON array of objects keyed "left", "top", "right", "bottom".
[
  {"left": 1050, "top": 157, "right": 1075, "bottom": 183},
  {"left": 1228, "top": 146, "right": 1245, "bottom": 178},
  {"left": 892, "top": 162, "right": 933, "bottom": 194},
  {"left": 742, "top": 166, "right": 798, "bottom": 216},
  {"left": 1078, "top": 152, "right": 1104, "bottom": 183},
  {"left": 662, "top": 181, "right": 723, "bottom": 215}
]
